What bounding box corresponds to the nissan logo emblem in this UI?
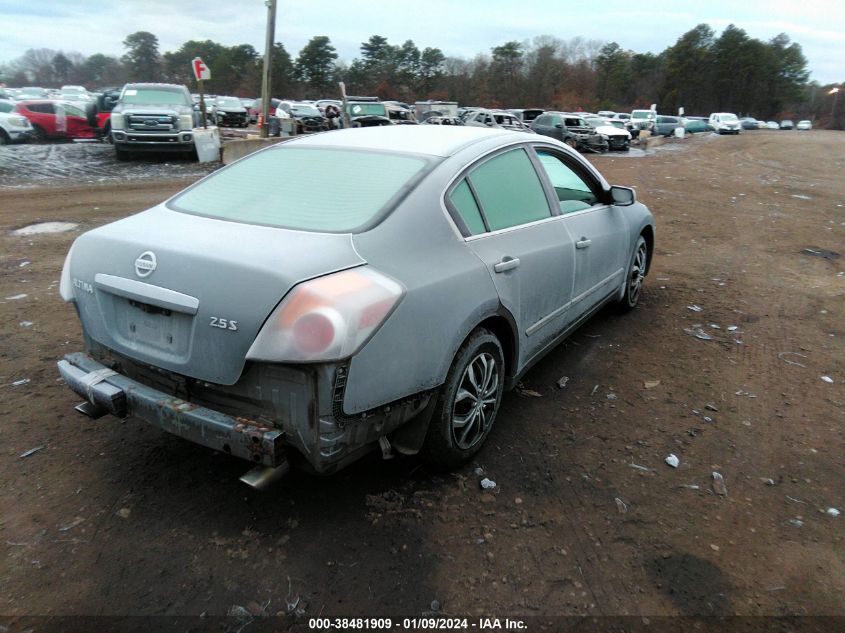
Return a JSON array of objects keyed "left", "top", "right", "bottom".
[{"left": 135, "top": 251, "right": 157, "bottom": 278}]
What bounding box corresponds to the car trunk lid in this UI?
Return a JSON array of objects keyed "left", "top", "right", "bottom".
[{"left": 67, "top": 205, "right": 365, "bottom": 384}]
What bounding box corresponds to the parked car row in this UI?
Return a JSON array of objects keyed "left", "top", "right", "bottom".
[
  {"left": 1, "top": 83, "right": 817, "bottom": 158},
  {"left": 0, "top": 97, "right": 98, "bottom": 142}
]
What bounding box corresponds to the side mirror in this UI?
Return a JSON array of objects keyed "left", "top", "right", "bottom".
[{"left": 610, "top": 185, "right": 636, "bottom": 206}]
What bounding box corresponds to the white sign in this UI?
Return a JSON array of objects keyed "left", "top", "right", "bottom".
[{"left": 192, "top": 57, "right": 211, "bottom": 81}]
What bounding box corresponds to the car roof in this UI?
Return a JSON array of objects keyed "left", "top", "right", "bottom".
[{"left": 287, "top": 126, "right": 532, "bottom": 157}]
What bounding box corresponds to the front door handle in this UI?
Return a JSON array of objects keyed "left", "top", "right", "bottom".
[
  {"left": 576, "top": 237, "right": 592, "bottom": 249},
  {"left": 493, "top": 257, "right": 520, "bottom": 273}
]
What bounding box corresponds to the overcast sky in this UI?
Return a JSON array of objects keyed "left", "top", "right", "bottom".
[{"left": 1, "top": 0, "right": 842, "bottom": 84}]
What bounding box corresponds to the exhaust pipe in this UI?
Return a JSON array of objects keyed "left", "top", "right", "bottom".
[{"left": 239, "top": 461, "right": 290, "bottom": 489}]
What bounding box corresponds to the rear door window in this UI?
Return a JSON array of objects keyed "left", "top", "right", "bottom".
[{"left": 448, "top": 179, "right": 487, "bottom": 235}]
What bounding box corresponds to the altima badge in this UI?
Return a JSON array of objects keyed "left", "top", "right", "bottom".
[{"left": 134, "top": 251, "right": 157, "bottom": 278}]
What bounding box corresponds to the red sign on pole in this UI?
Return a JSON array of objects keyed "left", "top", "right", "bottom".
[{"left": 192, "top": 57, "right": 211, "bottom": 81}]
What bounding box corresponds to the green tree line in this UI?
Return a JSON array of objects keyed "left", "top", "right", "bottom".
[{"left": 1, "top": 25, "right": 841, "bottom": 125}]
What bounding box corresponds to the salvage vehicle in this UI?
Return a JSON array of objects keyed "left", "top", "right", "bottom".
[
  {"left": 629, "top": 109, "right": 656, "bottom": 132},
  {"left": 110, "top": 83, "right": 202, "bottom": 160},
  {"left": 287, "top": 102, "right": 329, "bottom": 132},
  {"left": 708, "top": 112, "right": 741, "bottom": 134},
  {"left": 14, "top": 100, "right": 97, "bottom": 140},
  {"left": 765, "top": 121, "right": 780, "bottom": 129},
  {"left": 57, "top": 126, "right": 654, "bottom": 486},
  {"left": 583, "top": 114, "right": 631, "bottom": 149},
  {"left": 249, "top": 98, "right": 282, "bottom": 123},
  {"left": 508, "top": 108, "right": 545, "bottom": 126},
  {"left": 740, "top": 117, "right": 759, "bottom": 130},
  {"left": 415, "top": 100, "right": 459, "bottom": 122},
  {"left": 60, "top": 85, "right": 92, "bottom": 103},
  {"left": 796, "top": 120, "right": 812, "bottom": 130},
  {"left": 385, "top": 103, "right": 417, "bottom": 125},
  {"left": 15, "top": 87, "right": 48, "bottom": 100},
  {"left": 0, "top": 100, "right": 34, "bottom": 144},
  {"left": 346, "top": 99, "right": 392, "bottom": 127},
  {"left": 779, "top": 119, "right": 795, "bottom": 130},
  {"left": 652, "top": 115, "right": 683, "bottom": 137},
  {"left": 211, "top": 96, "right": 249, "bottom": 127},
  {"left": 463, "top": 109, "right": 533, "bottom": 132},
  {"left": 683, "top": 118, "right": 711, "bottom": 134},
  {"left": 420, "top": 116, "right": 464, "bottom": 126},
  {"left": 531, "top": 112, "right": 608, "bottom": 152}
]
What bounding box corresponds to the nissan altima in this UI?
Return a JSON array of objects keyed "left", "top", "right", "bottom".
[{"left": 57, "top": 126, "right": 655, "bottom": 486}]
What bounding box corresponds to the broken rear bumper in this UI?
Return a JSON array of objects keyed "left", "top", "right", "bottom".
[{"left": 57, "top": 352, "right": 285, "bottom": 467}]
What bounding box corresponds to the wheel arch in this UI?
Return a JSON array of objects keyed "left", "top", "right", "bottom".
[
  {"left": 474, "top": 311, "right": 519, "bottom": 387},
  {"left": 640, "top": 224, "right": 655, "bottom": 274}
]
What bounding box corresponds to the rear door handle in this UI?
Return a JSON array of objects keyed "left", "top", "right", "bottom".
[
  {"left": 576, "top": 237, "right": 592, "bottom": 249},
  {"left": 493, "top": 257, "right": 520, "bottom": 273}
]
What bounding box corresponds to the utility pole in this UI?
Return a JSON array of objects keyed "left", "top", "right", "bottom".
[
  {"left": 260, "top": 0, "right": 277, "bottom": 138},
  {"left": 830, "top": 87, "right": 840, "bottom": 129}
]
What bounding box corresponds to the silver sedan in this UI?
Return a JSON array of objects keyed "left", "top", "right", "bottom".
[{"left": 58, "top": 126, "right": 655, "bottom": 485}]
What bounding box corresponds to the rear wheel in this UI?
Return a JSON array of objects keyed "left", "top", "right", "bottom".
[
  {"left": 619, "top": 235, "right": 648, "bottom": 312},
  {"left": 422, "top": 328, "right": 504, "bottom": 470}
]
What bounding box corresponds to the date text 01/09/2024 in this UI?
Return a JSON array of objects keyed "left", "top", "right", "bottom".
[{"left": 307, "top": 618, "right": 527, "bottom": 630}]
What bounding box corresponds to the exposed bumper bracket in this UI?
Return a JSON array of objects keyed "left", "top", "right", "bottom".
[{"left": 58, "top": 353, "right": 285, "bottom": 468}]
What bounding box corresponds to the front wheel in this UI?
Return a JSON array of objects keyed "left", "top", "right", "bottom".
[
  {"left": 422, "top": 328, "right": 505, "bottom": 470},
  {"left": 619, "top": 235, "right": 648, "bottom": 312}
]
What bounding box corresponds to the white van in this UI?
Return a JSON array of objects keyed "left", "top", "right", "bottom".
[{"left": 709, "top": 113, "right": 741, "bottom": 135}]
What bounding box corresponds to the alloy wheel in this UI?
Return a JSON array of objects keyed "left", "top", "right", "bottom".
[
  {"left": 628, "top": 241, "right": 647, "bottom": 304},
  {"left": 451, "top": 352, "right": 499, "bottom": 450}
]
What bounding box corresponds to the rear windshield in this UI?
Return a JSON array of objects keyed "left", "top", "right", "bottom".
[{"left": 168, "top": 147, "right": 429, "bottom": 232}]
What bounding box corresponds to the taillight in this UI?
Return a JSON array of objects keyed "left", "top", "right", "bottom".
[{"left": 246, "top": 267, "right": 404, "bottom": 363}]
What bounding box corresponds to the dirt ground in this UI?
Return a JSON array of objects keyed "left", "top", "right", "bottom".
[{"left": 0, "top": 131, "right": 843, "bottom": 631}]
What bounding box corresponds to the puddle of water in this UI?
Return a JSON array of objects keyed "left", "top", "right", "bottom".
[
  {"left": 12, "top": 222, "right": 79, "bottom": 236},
  {"left": 593, "top": 147, "right": 651, "bottom": 159}
]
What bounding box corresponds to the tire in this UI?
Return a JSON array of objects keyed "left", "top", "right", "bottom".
[
  {"left": 0, "top": 129, "right": 9, "bottom": 145},
  {"left": 421, "top": 328, "right": 505, "bottom": 470},
  {"left": 31, "top": 125, "right": 46, "bottom": 142},
  {"left": 619, "top": 235, "right": 648, "bottom": 312},
  {"left": 565, "top": 137, "right": 577, "bottom": 149}
]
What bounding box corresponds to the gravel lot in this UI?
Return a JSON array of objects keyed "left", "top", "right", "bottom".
[{"left": 0, "top": 131, "right": 843, "bottom": 632}]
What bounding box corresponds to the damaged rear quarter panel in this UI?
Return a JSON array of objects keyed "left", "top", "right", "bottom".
[{"left": 342, "top": 150, "right": 505, "bottom": 415}]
